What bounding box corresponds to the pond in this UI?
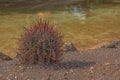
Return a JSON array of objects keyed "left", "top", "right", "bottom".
[{"left": 0, "top": 3, "right": 120, "bottom": 57}]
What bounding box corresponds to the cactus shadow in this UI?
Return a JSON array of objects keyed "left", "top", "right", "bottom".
[{"left": 55, "top": 60, "right": 96, "bottom": 70}]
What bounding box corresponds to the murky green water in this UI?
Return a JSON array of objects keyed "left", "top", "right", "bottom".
[
  {"left": 46, "top": 4, "right": 120, "bottom": 49},
  {"left": 0, "top": 3, "right": 120, "bottom": 57}
]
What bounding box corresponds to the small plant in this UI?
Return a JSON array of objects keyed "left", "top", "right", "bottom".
[{"left": 18, "top": 20, "right": 63, "bottom": 65}]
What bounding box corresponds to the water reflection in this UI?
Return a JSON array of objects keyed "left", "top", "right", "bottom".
[{"left": 70, "top": 6, "right": 86, "bottom": 23}]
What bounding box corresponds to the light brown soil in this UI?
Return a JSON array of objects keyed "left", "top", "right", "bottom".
[{"left": 0, "top": 42, "right": 120, "bottom": 80}]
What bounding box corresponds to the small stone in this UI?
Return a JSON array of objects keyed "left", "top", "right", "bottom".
[
  {"left": 105, "top": 62, "right": 110, "bottom": 66},
  {"left": 89, "top": 70, "right": 93, "bottom": 73},
  {"left": 112, "top": 40, "right": 120, "bottom": 45},
  {"left": 19, "top": 66, "right": 25, "bottom": 72},
  {"left": 88, "top": 68, "right": 94, "bottom": 74},
  {"left": 6, "top": 77, "right": 10, "bottom": 80},
  {"left": 15, "top": 76, "right": 17, "bottom": 79},
  {"left": 102, "top": 43, "right": 116, "bottom": 48},
  {"left": 19, "top": 66, "right": 22, "bottom": 68},
  {"left": 9, "top": 74, "right": 12, "bottom": 76},
  {"left": 27, "top": 67, "right": 33, "bottom": 69},
  {"left": 64, "top": 71, "right": 69, "bottom": 75},
  {"left": 69, "top": 69, "right": 74, "bottom": 73},
  {"left": 101, "top": 41, "right": 119, "bottom": 48},
  {"left": 90, "top": 66, "right": 94, "bottom": 70},
  {"left": 63, "top": 42, "right": 77, "bottom": 52},
  {"left": 65, "top": 69, "right": 74, "bottom": 74}
]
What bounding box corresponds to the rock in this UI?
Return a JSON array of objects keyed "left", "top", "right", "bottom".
[
  {"left": 101, "top": 42, "right": 116, "bottom": 48},
  {"left": 105, "top": 44, "right": 116, "bottom": 48},
  {"left": 104, "top": 62, "right": 111, "bottom": 66},
  {"left": 90, "top": 66, "right": 94, "bottom": 70},
  {"left": 0, "top": 52, "right": 12, "bottom": 60},
  {"left": 63, "top": 42, "right": 77, "bottom": 52},
  {"left": 112, "top": 40, "right": 120, "bottom": 45},
  {"left": 101, "top": 40, "right": 120, "bottom": 48},
  {"left": 111, "top": 40, "right": 120, "bottom": 48},
  {"left": 68, "top": 69, "right": 74, "bottom": 74}
]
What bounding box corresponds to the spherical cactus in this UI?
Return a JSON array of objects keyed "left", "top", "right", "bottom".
[{"left": 18, "top": 20, "right": 63, "bottom": 65}]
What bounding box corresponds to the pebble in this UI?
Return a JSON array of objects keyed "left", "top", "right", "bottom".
[
  {"left": 65, "top": 69, "right": 74, "bottom": 75},
  {"left": 69, "top": 69, "right": 74, "bottom": 73},
  {"left": 88, "top": 68, "right": 94, "bottom": 74},
  {"left": 104, "top": 62, "right": 111, "bottom": 66},
  {"left": 9, "top": 74, "right": 12, "bottom": 76},
  {"left": 15, "top": 76, "right": 17, "bottom": 79},
  {"left": 90, "top": 66, "right": 94, "bottom": 70},
  {"left": 101, "top": 42, "right": 117, "bottom": 48},
  {"left": 19, "top": 66, "right": 22, "bottom": 68},
  {"left": 6, "top": 77, "right": 10, "bottom": 80},
  {"left": 27, "top": 67, "right": 33, "bottom": 69},
  {"left": 19, "top": 66, "right": 25, "bottom": 72},
  {"left": 63, "top": 42, "right": 77, "bottom": 52}
]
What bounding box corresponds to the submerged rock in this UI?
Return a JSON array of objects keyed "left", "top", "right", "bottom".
[
  {"left": 63, "top": 42, "right": 77, "bottom": 52},
  {"left": 0, "top": 52, "right": 12, "bottom": 60},
  {"left": 111, "top": 40, "right": 120, "bottom": 45},
  {"left": 101, "top": 43, "right": 117, "bottom": 48},
  {"left": 101, "top": 40, "right": 120, "bottom": 48}
]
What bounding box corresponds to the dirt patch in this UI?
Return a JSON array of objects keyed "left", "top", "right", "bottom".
[{"left": 0, "top": 42, "right": 120, "bottom": 80}]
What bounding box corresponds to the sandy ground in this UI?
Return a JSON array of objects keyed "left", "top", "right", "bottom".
[{"left": 0, "top": 41, "right": 120, "bottom": 80}]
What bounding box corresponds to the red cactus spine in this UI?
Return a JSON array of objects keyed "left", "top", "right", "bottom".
[{"left": 18, "top": 20, "right": 63, "bottom": 65}]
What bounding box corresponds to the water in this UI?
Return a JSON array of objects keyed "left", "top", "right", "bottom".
[
  {"left": 0, "top": 3, "right": 120, "bottom": 57},
  {"left": 42, "top": 4, "right": 120, "bottom": 49},
  {"left": 70, "top": 6, "right": 86, "bottom": 23}
]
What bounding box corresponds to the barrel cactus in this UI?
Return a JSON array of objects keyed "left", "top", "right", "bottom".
[{"left": 18, "top": 20, "right": 63, "bottom": 65}]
